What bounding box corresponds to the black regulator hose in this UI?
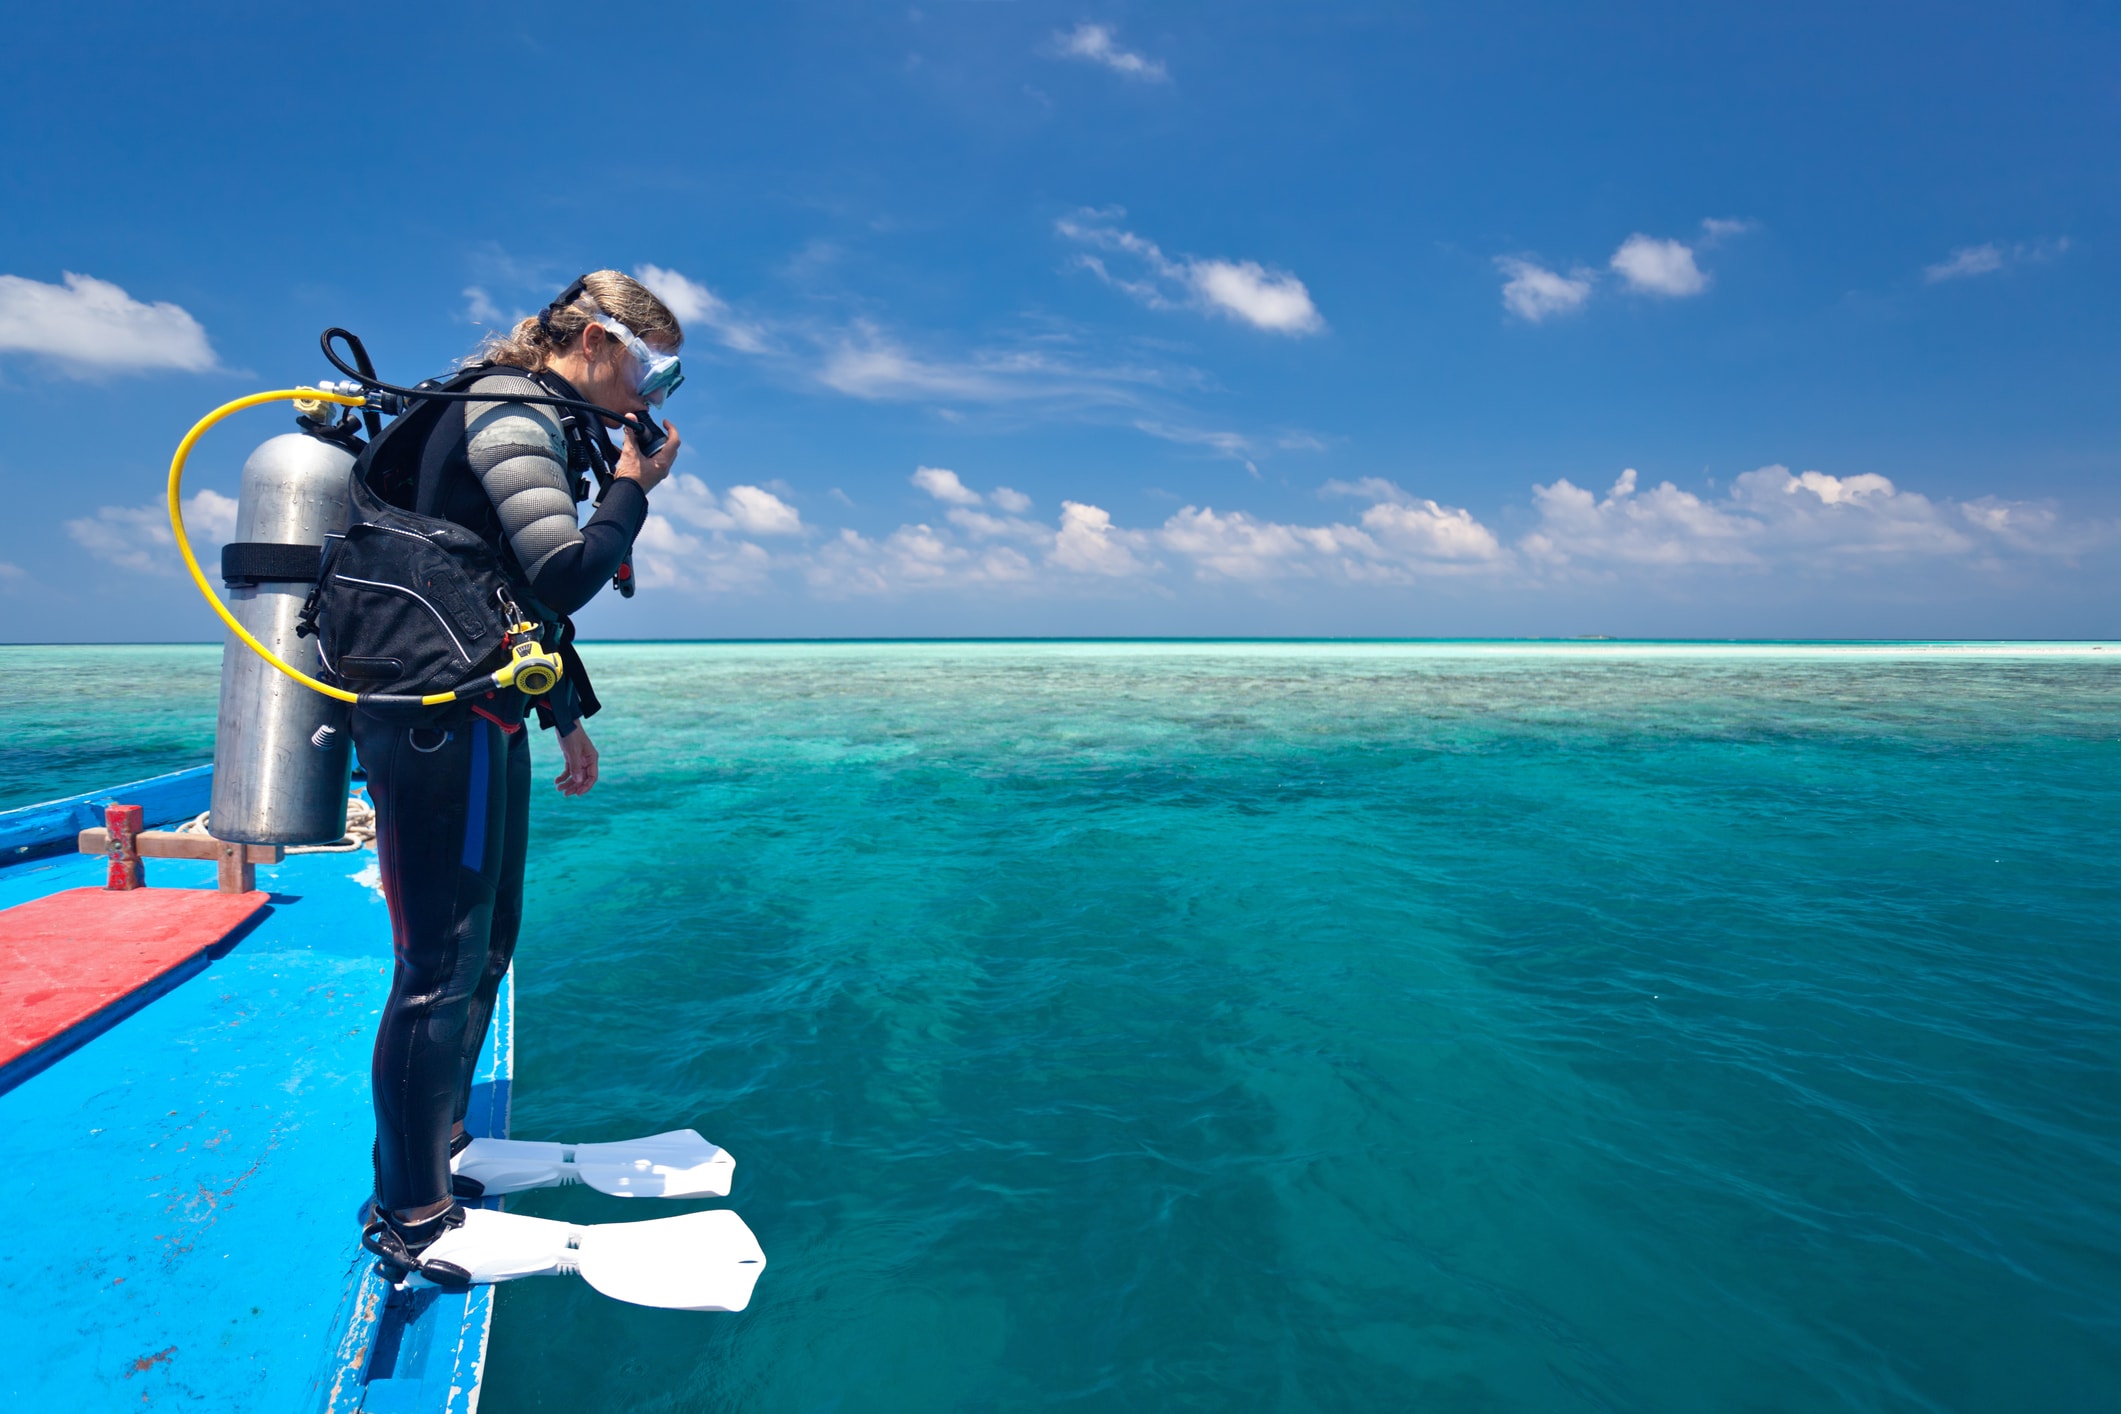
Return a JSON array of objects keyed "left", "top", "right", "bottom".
[
  {"left": 317, "top": 328, "right": 669, "bottom": 456},
  {"left": 324, "top": 328, "right": 386, "bottom": 440}
]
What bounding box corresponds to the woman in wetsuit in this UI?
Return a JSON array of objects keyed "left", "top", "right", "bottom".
[{"left": 357, "top": 270, "right": 682, "bottom": 1263}]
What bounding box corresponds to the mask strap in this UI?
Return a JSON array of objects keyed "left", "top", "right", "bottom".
[{"left": 537, "top": 276, "right": 590, "bottom": 339}]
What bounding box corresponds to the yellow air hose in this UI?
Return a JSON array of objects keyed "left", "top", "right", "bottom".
[{"left": 169, "top": 388, "right": 561, "bottom": 707}]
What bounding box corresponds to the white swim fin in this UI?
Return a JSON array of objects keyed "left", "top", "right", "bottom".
[
  {"left": 452, "top": 1129, "right": 734, "bottom": 1198},
  {"left": 399, "top": 1206, "right": 766, "bottom": 1311}
]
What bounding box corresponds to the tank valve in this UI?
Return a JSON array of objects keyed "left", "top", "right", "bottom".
[{"left": 290, "top": 387, "right": 336, "bottom": 423}]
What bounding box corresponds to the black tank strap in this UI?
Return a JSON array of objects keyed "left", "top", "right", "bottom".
[{"left": 221, "top": 541, "right": 323, "bottom": 585}]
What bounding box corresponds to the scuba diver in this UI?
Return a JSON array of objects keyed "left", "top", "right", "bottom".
[
  {"left": 164, "top": 269, "right": 766, "bottom": 1305},
  {"left": 353, "top": 270, "right": 684, "bottom": 1267}
]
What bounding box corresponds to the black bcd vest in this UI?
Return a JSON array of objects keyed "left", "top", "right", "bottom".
[{"left": 302, "top": 365, "right": 607, "bottom": 703}]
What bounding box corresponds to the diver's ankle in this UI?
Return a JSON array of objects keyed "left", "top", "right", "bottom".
[{"left": 393, "top": 1197, "right": 455, "bottom": 1227}]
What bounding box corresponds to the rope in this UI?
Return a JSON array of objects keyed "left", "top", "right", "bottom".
[{"left": 175, "top": 794, "right": 376, "bottom": 854}]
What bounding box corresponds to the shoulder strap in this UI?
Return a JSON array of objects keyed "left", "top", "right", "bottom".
[
  {"left": 351, "top": 364, "right": 503, "bottom": 511},
  {"left": 527, "top": 369, "right": 615, "bottom": 500},
  {"left": 356, "top": 362, "right": 563, "bottom": 513}
]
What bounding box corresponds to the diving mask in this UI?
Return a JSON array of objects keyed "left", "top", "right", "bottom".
[{"left": 592, "top": 313, "right": 684, "bottom": 406}]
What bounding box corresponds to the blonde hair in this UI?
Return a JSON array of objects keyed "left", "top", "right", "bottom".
[{"left": 475, "top": 269, "right": 683, "bottom": 372}]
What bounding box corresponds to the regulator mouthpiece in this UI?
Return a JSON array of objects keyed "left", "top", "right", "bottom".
[{"left": 625, "top": 412, "right": 668, "bottom": 458}]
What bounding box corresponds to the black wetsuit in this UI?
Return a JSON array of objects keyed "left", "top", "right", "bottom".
[{"left": 355, "top": 372, "right": 647, "bottom": 1215}]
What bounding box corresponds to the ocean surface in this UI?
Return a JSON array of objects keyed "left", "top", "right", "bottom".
[{"left": 3, "top": 641, "right": 2118, "bottom": 1412}]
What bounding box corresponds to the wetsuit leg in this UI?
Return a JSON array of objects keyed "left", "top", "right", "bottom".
[
  {"left": 453, "top": 723, "right": 530, "bottom": 1128},
  {"left": 354, "top": 708, "right": 511, "bottom": 1215}
]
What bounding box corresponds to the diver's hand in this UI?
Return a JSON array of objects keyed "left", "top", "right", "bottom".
[
  {"left": 555, "top": 724, "right": 599, "bottom": 796},
  {"left": 616, "top": 419, "right": 679, "bottom": 493}
]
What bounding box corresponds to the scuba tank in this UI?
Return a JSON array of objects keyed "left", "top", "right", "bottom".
[{"left": 208, "top": 416, "right": 361, "bottom": 844}]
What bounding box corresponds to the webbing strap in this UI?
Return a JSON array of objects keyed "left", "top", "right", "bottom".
[{"left": 220, "top": 540, "right": 323, "bottom": 585}]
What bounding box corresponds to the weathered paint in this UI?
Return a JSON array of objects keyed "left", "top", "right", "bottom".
[{"left": 105, "top": 802, "right": 144, "bottom": 890}]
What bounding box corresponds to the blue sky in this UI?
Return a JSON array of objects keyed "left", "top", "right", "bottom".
[{"left": 2, "top": 1, "right": 2115, "bottom": 640}]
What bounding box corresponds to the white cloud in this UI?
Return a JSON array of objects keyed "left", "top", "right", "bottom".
[
  {"left": 633, "top": 474, "right": 799, "bottom": 590},
  {"left": 463, "top": 286, "right": 505, "bottom": 326},
  {"left": 0, "top": 272, "right": 218, "bottom": 374},
  {"left": 724, "top": 485, "right": 804, "bottom": 536},
  {"left": 1058, "top": 209, "right": 1324, "bottom": 335},
  {"left": 1322, "top": 476, "right": 1411, "bottom": 504},
  {"left": 912, "top": 466, "right": 982, "bottom": 505},
  {"left": 1136, "top": 419, "right": 1259, "bottom": 472},
  {"left": 1926, "top": 245, "right": 2004, "bottom": 282},
  {"left": 1923, "top": 238, "right": 2068, "bottom": 284},
  {"left": 653, "top": 472, "right": 732, "bottom": 531},
  {"left": 1610, "top": 235, "right": 1708, "bottom": 296},
  {"left": 818, "top": 330, "right": 1008, "bottom": 401},
  {"left": 1496, "top": 258, "right": 1593, "bottom": 322},
  {"left": 653, "top": 473, "right": 802, "bottom": 537},
  {"left": 1359, "top": 497, "right": 1506, "bottom": 563},
  {"left": 1188, "top": 260, "right": 1325, "bottom": 334},
  {"left": 0, "top": 561, "right": 26, "bottom": 581},
  {"left": 631, "top": 473, "right": 798, "bottom": 591},
  {"left": 991, "top": 487, "right": 1034, "bottom": 513},
  {"left": 1051, "top": 23, "right": 1168, "bottom": 81},
  {"left": 1699, "top": 217, "right": 1757, "bottom": 244},
  {"left": 1052, "top": 501, "right": 1151, "bottom": 576},
  {"left": 633, "top": 515, "right": 776, "bottom": 592},
  {"left": 812, "top": 322, "right": 1174, "bottom": 408},
  {"left": 67, "top": 490, "right": 237, "bottom": 573},
  {"left": 634, "top": 264, "right": 771, "bottom": 353}
]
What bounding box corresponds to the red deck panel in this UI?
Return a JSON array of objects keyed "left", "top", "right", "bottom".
[{"left": 0, "top": 887, "right": 268, "bottom": 1069}]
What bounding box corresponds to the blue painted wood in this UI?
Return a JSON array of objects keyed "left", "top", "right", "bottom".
[
  {"left": 0, "top": 763, "right": 214, "bottom": 859},
  {"left": 0, "top": 845, "right": 397, "bottom": 1409}
]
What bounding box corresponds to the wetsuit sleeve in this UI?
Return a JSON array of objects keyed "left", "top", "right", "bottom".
[
  {"left": 464, "top": 375, "right": 648, "bottom": 616},
  {"left": 534, "top": 677, "right": 582, "bottom": 737}
]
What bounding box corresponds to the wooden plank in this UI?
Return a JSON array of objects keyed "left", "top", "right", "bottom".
[
  {"left": 216, "top": 841, "right": 256, "bottom": 895},
  {"left": 77, "top": 829, "right": 284, "bottom": 864}
]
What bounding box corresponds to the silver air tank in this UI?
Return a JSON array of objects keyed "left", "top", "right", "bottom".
[{"left": 209, "top": 426, "right": 356, "bottom": 844}]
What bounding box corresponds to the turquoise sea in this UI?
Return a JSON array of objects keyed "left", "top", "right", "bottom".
[{"left": 3, "top": 641, "right": 2118, "bottom": 1412}]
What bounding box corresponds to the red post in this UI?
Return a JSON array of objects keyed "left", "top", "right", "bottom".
[{"left": 105, "top": 803, "right": 145, "bottom": 891}]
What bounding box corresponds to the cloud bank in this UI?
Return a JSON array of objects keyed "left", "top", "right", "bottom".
[{"left": 72, "top": 462, "right": 2098, "bottom": 616}]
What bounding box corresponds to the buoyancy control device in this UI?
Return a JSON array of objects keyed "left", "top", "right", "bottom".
[{"left": 169, "top": 329, "right": 663, "bottom": 841}]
